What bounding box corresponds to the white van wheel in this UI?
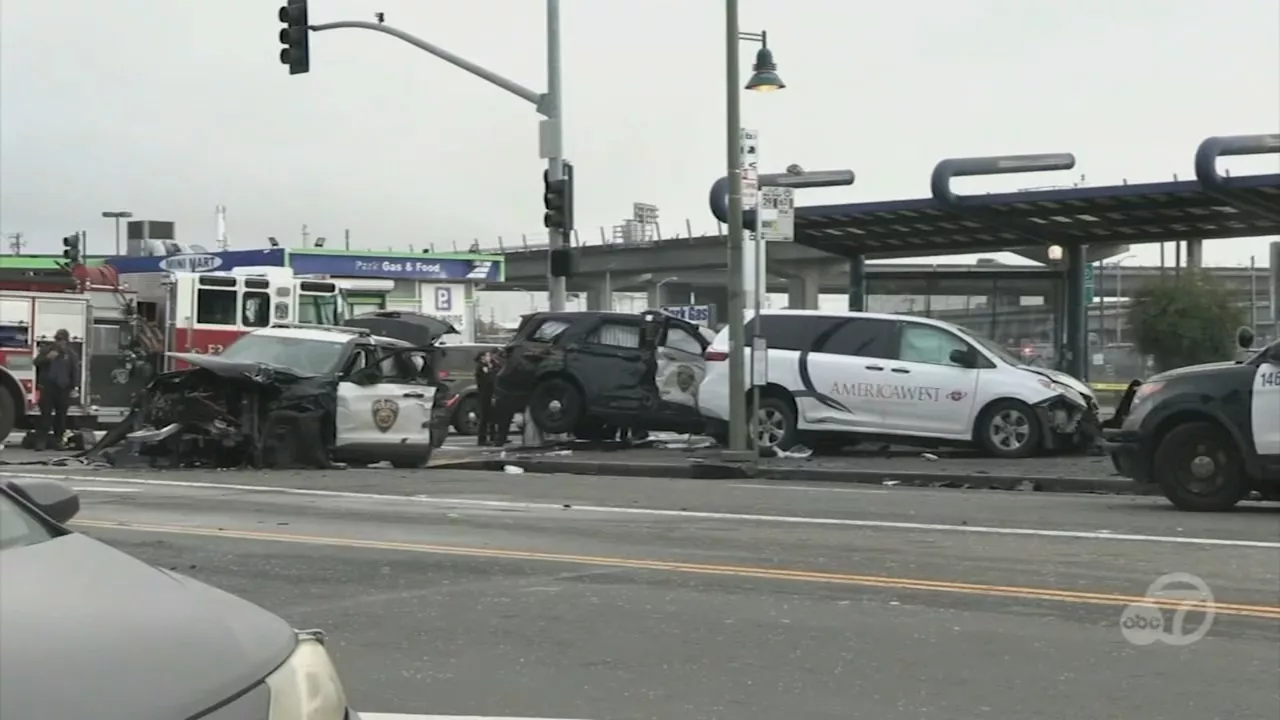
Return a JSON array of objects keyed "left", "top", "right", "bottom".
[
  {"left": 978, "top": 400, "right": 1042, "bottom": 459},
  {"left": 750, "top": 397, "right": 797, "bottom": 451}
]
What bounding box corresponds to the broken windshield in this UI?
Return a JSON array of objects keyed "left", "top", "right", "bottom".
[{"left": 218, "top": 334, "right": 347, "bottom": 375}]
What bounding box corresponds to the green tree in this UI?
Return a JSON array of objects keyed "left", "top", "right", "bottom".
[{"left": 1126, "top": 271, "right": 1244, "bottom": 372}]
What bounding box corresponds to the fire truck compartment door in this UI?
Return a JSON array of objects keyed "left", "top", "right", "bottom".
[
  {"left": 33, "top": 299, "right": 87, "bottom": 342},
  {"left": 336, "top": 381, "right": 436, "bottom": 449}
]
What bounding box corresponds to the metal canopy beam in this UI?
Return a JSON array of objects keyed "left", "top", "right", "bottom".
[{"left": 790, "top": 133, "right": 1280, "bottom": 258}]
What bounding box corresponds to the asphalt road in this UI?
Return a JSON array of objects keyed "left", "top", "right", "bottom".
[{"left": 4, "top": 465, "right": 1278, "bottom": 720}]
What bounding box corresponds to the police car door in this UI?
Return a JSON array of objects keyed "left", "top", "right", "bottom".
[
  {"left": 367, "top": 345, "right": 436, "bottom": 447},
  {"left": 655, "top": 319, "right": 708, "bottom": 412},
  {"left": 1251, "top": 343, "right": 1280, "bottom": 465},
  {"left": 335, "top": 344, "right": 380, "bottom": 447}
]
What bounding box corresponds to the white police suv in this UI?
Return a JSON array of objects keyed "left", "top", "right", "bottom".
[
  {"left": 698, "top": 310, "right": 1098, "bottom": 458},
  {"left": 1102, "top": 329, "right": 1280, "bottom": 511}
]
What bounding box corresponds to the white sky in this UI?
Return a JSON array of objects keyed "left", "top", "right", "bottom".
[{"left": 2, "top": 0, "right": 1277, "bottom": 322}]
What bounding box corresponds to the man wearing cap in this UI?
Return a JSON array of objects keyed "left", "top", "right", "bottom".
[{"left": 33, "top": 329, "right": 80, "bottom": 451}]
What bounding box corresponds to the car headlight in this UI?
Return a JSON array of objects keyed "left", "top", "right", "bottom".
[{"left": 265, "top": 630, "right": 348, "bottom": 720}]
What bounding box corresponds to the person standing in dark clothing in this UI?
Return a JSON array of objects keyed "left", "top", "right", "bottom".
[
  {"left": 34, "top": 329, "right": 80, "bottom": 451},
  {"left": 474, "top": 350, "right": 501, "bottom": 446}
]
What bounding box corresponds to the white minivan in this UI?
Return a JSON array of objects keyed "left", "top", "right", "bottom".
[{"left": 698, "top": 310, "right": 1098, "bottom": 458}]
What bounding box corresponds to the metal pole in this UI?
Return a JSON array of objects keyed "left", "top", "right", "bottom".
[
  {"left": 1115, "top": 265, "right": 1123, "bottom": 344},
  {"left": 545, "top": 0, "right": 567, "bottom": 311},
  {"left": 750, "top": 191, "right": 764, "bottom": 454},
  {"left": 724, "top": 0, "right": 748, "bottom": 453},
  {"left": 1250, "top": 255, "right": 1257, "bottom": 330},
  {"left": 112, "top": 217, "right": 121, "bottom": 255}
]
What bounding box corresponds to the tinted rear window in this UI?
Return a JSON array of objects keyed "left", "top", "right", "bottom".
[
  {"left": 746, "top": 315, "right": 895, "bottom": 358},
  {"left": 746, "top": 315, "right": 842, "bottom": 352},
  {"left": 815, "top": 318, "right": 896, "bottom": 359}
]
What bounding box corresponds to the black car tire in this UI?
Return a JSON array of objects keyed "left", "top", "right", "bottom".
[
  {"left": 0, "top": 389, "right": 15, "bottom": 442},
  {"left": 391, "top": 446, "right": 433, "bottom": 469},
  {"left": 452, "top": 396, "right": 480, "bottom": 435},
  {"left": 528, "top": 378, "right": 582, "bottom": 435},
  {"left": 977, "top": 399, "right": 1042, "bottom": 459},
  {"left": 1154, "top": 421, "right": 1248, "bottom": 512}
]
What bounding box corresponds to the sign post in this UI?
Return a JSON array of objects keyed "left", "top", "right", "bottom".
[
  {"left": 1084, "top": 264, "right": 1095, "bottom": 305},
  {"left": 739, "top": 128, "right": 760, "bottom": 312},
  {"left": 759, "top": 186, "right": 795, "bottom": 242}
]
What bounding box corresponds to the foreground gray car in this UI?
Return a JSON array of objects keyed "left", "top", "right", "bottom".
[{"left": 0, "top": 476, "right": 359, "bottom": 720}]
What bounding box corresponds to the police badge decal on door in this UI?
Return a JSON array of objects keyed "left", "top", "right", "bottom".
[{"left": 371, "top": 398, "right": 400, "bottom": 433}]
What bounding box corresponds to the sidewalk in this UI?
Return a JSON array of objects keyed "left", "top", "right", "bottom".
[{"left": 437, "top": 441, "right": 1148, "bottom": 496}]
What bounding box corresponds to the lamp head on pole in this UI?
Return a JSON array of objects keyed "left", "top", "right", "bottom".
[
  {"left": 1046, "top": 244, "right": 1064, "bottom": 262},
  {"left": 745, "top": 47, "right": 785, "bottom": 92}
]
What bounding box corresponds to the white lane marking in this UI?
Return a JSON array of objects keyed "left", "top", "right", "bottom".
[
  {"left": 361, "top": 715, "right": 586, "bottom": 720},
  {"left": 4, "top": 471, "right": 1277, "bottom": 549},
  {"left": 72, "top": 486, "right": 142, "bottom": 494},
  {"left": 731, "top": 483, "right": 889, "bottom": 494}
]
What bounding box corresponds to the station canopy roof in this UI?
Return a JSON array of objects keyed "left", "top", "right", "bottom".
[{"left": 794, "top": 134, "right": 1280, "bottom": 257}]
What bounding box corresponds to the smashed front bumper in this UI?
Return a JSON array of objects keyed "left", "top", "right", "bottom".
[
  {"left": 1032, "top": 388, "right": 1100, "bottom": 451},
  {"left": 1099, "top": 428, "right": 1149, "bottom": 481}
]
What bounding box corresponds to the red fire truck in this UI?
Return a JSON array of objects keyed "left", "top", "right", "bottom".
[{"left": 0, "top": 264, "right": 342, "bottom": 440}]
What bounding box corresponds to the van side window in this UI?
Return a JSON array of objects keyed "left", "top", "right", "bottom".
[
  {"left": 899, "top": 324, "right": 972, "bottom": 367},
  {"left": 746, "top": 315, "right": 841, "bottom": 352},
  {"left": 814, "top": 318, "right": 895, "bottom": 359}
]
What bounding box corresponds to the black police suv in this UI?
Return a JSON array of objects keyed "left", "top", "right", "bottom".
[{"left": 1103, "top": 328, "right": 1280, "bottom": 511}]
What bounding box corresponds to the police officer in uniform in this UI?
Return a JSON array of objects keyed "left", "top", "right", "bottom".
[
  {"left": 34, "top": 329, "right": 80, "bottom": 451},
  {"left": 474, "top": 349, "right": 502, "bottom": 446}
]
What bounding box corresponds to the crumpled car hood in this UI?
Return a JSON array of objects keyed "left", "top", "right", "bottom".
[
  {"left": 1018, "top": 366, "right": 1095, "bottom": 399},
  {"left": 0, "top": 533, "right": 297, "bottom": 720},
  {"left": 164, "top": 352, "right": 290, "bottom": 381}
]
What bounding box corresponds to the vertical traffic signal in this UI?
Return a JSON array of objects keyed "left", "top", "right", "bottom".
[
  {"left": 62, "top": 234, "right": 82, "bottom": 265},
  {"left": 278, "top": 0, "right": 310, "bottom": 75},
  {"left": 542, "top": 160, "right": 575, "bottom": 234}
]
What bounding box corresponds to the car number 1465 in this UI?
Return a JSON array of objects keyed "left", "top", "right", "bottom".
[{"left": 1259, "top": 370, "right": 1280, "bottom": 388}]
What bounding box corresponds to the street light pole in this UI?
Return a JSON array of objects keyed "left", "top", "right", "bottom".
[
  {"left": 101, "top": 210, "right": 133, "bottom": 255},
  {"left": 724, "top": 0, "right": 748, "bottom": 453},
  {"left": 543, "top": 0, "right": 568, "bottom": 311},
  {"left": 309, "top": 2, "right": 568, "bottom": 309}
]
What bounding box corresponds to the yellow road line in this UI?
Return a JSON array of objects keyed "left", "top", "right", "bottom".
[{"left": 74, "top": 519, "right": 1280, "bottom": 620}]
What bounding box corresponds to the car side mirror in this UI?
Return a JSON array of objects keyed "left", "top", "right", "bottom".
[
  {"left": 1237, "top": 326, "right": 1255, "bottom": 350},
  {"left": 949, "top": 348, "right": 976, "bottom": 368},
  {"left": 6, "top": 477, "right": 80, "bottom": 524}
]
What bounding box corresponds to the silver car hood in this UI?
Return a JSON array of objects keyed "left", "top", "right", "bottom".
[
  {"left": 1018, "top": 366, "right": 1095, "bottom": 399},
  {"left": 0, "top": 533, "right": 297, "bottom": 720}
]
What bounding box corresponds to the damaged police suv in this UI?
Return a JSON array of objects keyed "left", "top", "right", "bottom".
[
  {"left": 110, "top": 324, "right": 454, "bottom": 469},
  {"left": 699, "top": 310, "right": 1099, "bottom": 457},
  {"left": 1102, "top": 328, "right": 1280, "bottom": 511}
]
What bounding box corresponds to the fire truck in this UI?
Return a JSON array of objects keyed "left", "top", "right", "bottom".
[{"left": 0, "top": 263, "right": 342, "bottom": 440}]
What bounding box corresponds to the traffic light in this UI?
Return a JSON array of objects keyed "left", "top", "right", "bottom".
[
  {"left": 549, "top": 248, "right": 574, "bottom": 279},
  {"left": 278, "top": 0, "right": 310, "bottom": 75},
  {"left": 61, "top": 234, "right": 81, "bottom": 265},
  {"left": 542, "top": 161, "right": 575, "bottom": 234}
]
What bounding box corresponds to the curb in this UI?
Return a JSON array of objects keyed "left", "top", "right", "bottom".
[{"left": 435, "top": 458, "right": 1152, "bottom": 495}]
